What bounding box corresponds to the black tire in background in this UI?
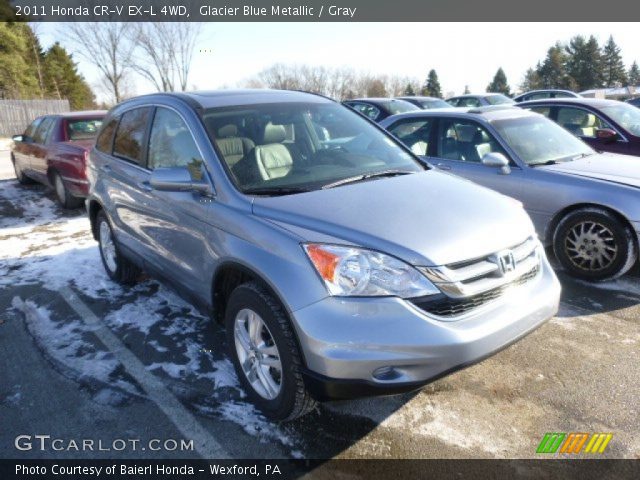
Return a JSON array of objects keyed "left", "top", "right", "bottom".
[
  {"left": 96, "top": 210, "right": 140, "bottom": 284},
  {"left": 553, "top": 207, "right": 637, "bottom": 281},
  {"left": 225, "top": 282, "right": 316, "bottom": 421},
  {"left": 52, "top": 171, "right": 83, "bottom": 209},
  {"left": 12, "top": 154, "right": 34, "bottom": 185}
]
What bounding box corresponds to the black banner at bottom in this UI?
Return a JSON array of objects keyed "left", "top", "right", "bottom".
[{"left": 3, "top": 459, "right": 640, "bottom": 479}]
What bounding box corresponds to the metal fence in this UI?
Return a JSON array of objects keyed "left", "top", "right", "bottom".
[{"left": 0, "top": 99, "right": 70, "bottom": 137}]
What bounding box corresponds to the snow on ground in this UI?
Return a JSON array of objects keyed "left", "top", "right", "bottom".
[{"left": 2, "top": 179, "right": 297, "bottom": 451}]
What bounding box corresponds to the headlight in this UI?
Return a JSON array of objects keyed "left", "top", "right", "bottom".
[{"left": 303, "top": 243, "right": 439, "bottom": 298}]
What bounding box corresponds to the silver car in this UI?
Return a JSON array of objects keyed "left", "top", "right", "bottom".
[
  {"left": 381, "top": 107, "right": 640, "bottom": 281},
  {"left": 88, "top": 90, "right": 560, "bottom": 420}
]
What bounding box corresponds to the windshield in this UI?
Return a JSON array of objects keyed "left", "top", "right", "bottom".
[
  {"left": 420, "top": 99, "right": 450, "bottom": 109},
  {"left": 66, "top": 118, "right": 103, "bottom": 140},
  {"left": 492, "top": 115, "right": 594, "bottom": 166},
  {"left": 485, "top": 95, "right": 515, "bottom": 105},
  {"left": 384, "top": 100, "right": 421, "bottom": 115},
  {"left": 600, "top": 104, "right": 640, "bottom": 136},
  {"left": 202, "top": 102, "right": 424, "bottom": 194}
]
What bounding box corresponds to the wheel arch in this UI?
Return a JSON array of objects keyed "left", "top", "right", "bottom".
[{"left": 87, "top": 199, "right": 104, "bottom": 240}]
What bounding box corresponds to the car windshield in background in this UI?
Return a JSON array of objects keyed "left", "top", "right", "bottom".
[
  {"left": 485, "top": 95, "right": 515, "bottom": 105},
  {"left": 202, "top": 102, "right": 424, "bottom": 194},
  {"left": 419, "top": 99, "right": 450, "bottom": 109},
  {"left": 600, "top": 104, "right": 640, "bottom": 136},
  {"left": 384, "top": 100, "right": 421, "bottom": 115},
  {"left": 66, "top": 118, "right": 103, "bottom": 140},
  {"left": 492, "top": 116, "right": 594, "bottom": 166}
]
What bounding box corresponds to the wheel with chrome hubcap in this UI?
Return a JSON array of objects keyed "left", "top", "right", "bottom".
[
  {"left": 554, "top": 208, "right": 637, "bottom": 281},
  {"left": 225, "top": 282, "right": 316, "bottom": 420},
  {"left": 52, "top": 171, "right": 83, "bottom": 209}
]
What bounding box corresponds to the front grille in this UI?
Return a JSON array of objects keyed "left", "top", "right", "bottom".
[{"left": 412, "top": 265, "right": 540, "bottom": 318}]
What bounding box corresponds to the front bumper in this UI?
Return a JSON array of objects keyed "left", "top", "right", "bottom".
[{"left": 292, "top": 254, "right": 561, "bottom": 400}]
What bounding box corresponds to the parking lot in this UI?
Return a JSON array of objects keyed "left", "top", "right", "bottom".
[{"left": 0, "top": 148, "right": 638, "bottom": 460}]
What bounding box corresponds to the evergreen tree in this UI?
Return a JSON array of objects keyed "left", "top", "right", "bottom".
[
  {"left": 43, "top": 43, "right": 95, "bottom": 109},
  {"left": 0, "top": 23, "right": 40, "bottom": 98},
  {"left": 538, "top": 43, "right": 575, "bottom": 90},
  {"left": 601, "top": 35, "right": 627, "bottom": 87},
  {"left": 565, "top": 35, "right": 603, "bottom": 91},
  {"left": 520, "top": 67, "right": 542, "bottom": 92},
  {"left": 403, "top": 83, "right": 416, "bottom": 96},
  {"left": 421, "top": 69, "right": 442, "bottom": 98},
  {"left": 486, "top": 67, "right": 511, "bottom": 95},
  {"left": 628, "top": 61, "right": 640, "bottom": 86}
]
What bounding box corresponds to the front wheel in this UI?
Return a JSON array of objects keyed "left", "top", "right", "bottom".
[
  {"left": 225, "top": 282, "right": 316, "bottom": 421},
  {"left": 12, "top": 155, "right": 33, "bottom": 185},
  {"left": 553, "top": 208, "right": 637, "bottom": 281},
  {"left": 96, "top": 210, "right": 140, "bottom": 284}
]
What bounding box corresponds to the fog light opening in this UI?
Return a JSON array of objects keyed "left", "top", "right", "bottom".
[{"left": 372, "top": 366, "right": 402, "bottom": 381}]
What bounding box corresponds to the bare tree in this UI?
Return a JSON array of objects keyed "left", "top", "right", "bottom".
[
  {"left": 66, "top": 23, "right": 136, "bottom": 103},
  {"left": 129, "top": 23, "right": 202, "bottom": 92}
]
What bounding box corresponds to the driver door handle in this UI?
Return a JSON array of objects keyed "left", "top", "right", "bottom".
[{"left": 436, "top": 163, "right": 451, "bottom": 171}]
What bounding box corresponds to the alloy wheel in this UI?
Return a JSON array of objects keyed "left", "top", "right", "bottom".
[
  {"left": 99, "top": 220, "right": 118, "bottom": 273},
  {"left": 564, "top": 220, "right": 618, "bottom": 272},
  {"left": 233, "top": 308, "right": 283, "bottom": 400}
]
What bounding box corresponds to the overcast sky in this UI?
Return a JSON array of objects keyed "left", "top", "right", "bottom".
[{"left": 37, "top": 22, "right": 640, "bottom": 100}]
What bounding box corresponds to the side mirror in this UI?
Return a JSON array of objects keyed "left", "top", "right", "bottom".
[
  {"left": 149, "top": 167, "right": 212, "bottom": 196},
  {"left": 596, "top": 128, "right": 618, "bottom": 143},
  {"left": 482, "top": 152, "right": 511, "bottom": 175},
  {"left": 12, "top": 135, "right": 23, "bottom": 142}
]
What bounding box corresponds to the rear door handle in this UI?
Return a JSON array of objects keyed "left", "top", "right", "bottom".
[
  {"left": 436, "top": 163, "right": 451, "bottom": 171},
  {"left": 99, "top": 165, "right": 112, "bottom": 173}
]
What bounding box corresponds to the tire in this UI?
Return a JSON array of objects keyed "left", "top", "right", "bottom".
[
  {"left": 225, "top": 282, "right": 316, "bottom": 421},
  {"left": 12, "top": 155, "right": 34, "bottom": 185},
  {"left": 52, "top": 171, "right": 83, "bottom": 209},
  {"left": 553, "top": 207, "right": 637, "bottom": 281},
  {"left": 96, "top": 210, "right": 140, "bottom": 284}
]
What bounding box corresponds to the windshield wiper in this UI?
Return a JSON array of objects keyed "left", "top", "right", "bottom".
[
  {"left": 321, "top": 170, "right": 414, "bottom": 190},
  {"left": 243, "top": 187, "right": 312, "bottom": 196}
]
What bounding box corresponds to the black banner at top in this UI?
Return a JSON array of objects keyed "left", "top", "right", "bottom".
[{"left": 5, "top": 0, "right": 640, "bottom": 22}]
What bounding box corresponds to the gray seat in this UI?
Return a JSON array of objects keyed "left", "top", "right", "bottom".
[
  {"left": 254, "top": 124, "right": 293, "bottom": 180},
  {"left": 214, "top": 124, "right": 255, "bottom": 169}
]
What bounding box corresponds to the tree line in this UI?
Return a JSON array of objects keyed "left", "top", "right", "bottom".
[{"left": 0, "top": 22, "right": 95, "bottom": 109}]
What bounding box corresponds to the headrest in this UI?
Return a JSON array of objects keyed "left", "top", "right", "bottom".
[
  {"left": 457, "top": 125, "right": 477, "bottom": 143},
  {"left": 218, "top": 124, "right": 238, "bottom": 138},
  {"left": 582, "top": 114, "right": 597, "bottom": 127},
  {"left": 262, "top": 123, "right": 286, "bottom": 144}
]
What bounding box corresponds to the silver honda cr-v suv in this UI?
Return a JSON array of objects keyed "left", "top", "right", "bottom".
[{"left": 87, "top": 90, "right": 561, "bottom": 420}]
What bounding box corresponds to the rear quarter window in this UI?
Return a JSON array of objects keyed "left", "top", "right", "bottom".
[
  {"left": 96, "top": 117, "right": 118, "bottom": 153},
  {"left": 112, "top": 108, "right": 152, "bottom": 164}
]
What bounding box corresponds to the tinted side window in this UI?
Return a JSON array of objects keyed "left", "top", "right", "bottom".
[
  {"left": 556, "top": 107, "right": 611, "bottom": 138},
  {"left": 350, "top": 103, "right": 381, "bottom": 121},
  {"left": 457, "top": 98, "right": 481, "bottom": 108},
  {"left": 436, "top": 119, "right": 507, "bottom": 163},
  {"left": 113, "top": 108, "right": 152, "bottom": 164},
  {"left": 96, "top": 117, "right": 118, "bottom": 153},
  {"left": 387, "top": 118, "right": 434, "bottom": 155},
  {"left": 32, "top": 117, "right": 55, "bottom": 144},
  {"left": 527, "top": 106, "right": 552, "bottom": 117},
  {"left": 147, "top": 108, "right": 203, "bottom": 179}
]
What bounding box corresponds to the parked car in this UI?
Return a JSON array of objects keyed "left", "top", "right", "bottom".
[
  {"left": 342, "top": 97, "right": 419, "bottom": 122},
  {"left": 517, "top": 98, "right": 640, "bottom": 156},
  {"left": 513, "top": 89, "right": 581, "bottom": 102},
  {"left": 11, "top": 111, "right": 106, "bottom": 208},
  {"left": 380, "top": 107, "right": 640, "bottom": 281},
  {"left": 446, "top": 93, "right": 514, "bottom": 108},
  {"left": 626, "top": 97, "right": 640, "bottom": 108},
  {"left": 87, "top": 90, "right": 560, "bottom": 420},
  {"left": 396, "top": 96, "right": 451, "bottom": 109}
]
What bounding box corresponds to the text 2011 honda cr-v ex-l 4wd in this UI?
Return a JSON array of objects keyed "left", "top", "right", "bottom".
[{"left": 87, "top": 90, "right": 561, "bottom": 420}]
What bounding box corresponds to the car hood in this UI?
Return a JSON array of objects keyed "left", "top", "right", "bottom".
[
  {"left": 539, "top": 152, "right": 640, "bottom": 188},
  {"left": 252, "top": 171, "right": 535, "bottom": 266}
]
